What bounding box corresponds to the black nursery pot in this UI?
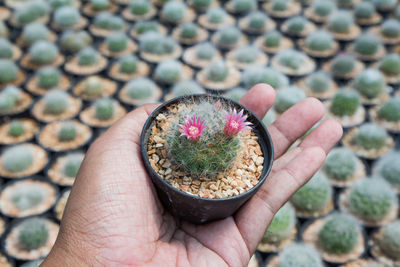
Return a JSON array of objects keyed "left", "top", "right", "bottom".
[{"left": 140, "top": 94, "right": 274, "bottom": 224}]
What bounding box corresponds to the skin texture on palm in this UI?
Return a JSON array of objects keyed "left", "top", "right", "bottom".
[{"left": 42, "top": 84, "right": 342, "bottom": 267}]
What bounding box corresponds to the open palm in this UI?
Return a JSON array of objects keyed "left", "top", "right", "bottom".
[{"left": 43, "top": 84, "right": 342, "bottom": 267}]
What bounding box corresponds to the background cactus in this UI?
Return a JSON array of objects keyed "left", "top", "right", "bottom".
[
  {"left": 353, "top": 69, "right": 386, "bottom": 99},
  {"left": 205, "top": 61, "right": 229, "bottom": 82},
  {"left": 129, "top": 0, "right": 150, "bottom": 15},
  {"left": 242, "top": 66, "right": 289, "bottom": 89},
  {"left": 58, "top": 121, "right": 77, "bottom": 141},
  {"left": 8, "top": 120, "right": 25, "bottom": 137},
  {"left": 59, "top": 30, "right": 92, "bottom": 53},
  {"left": 0, "top": 38, "right": 13, "bottom": 59},
  {"left": 381, "top": 19, "right": 400, "bottom": 39},
  {"left": 378, "top": 98, "right": 400, "bottom": 122},
  {"left": 323, "top": 147, "right": 358, "bottom": 181},
  {"left": 263, "top": 30, "right": 282, "bottom": 47},
  {"left": 90, "top": 0, "right": 109, "bottom": 11},
  {"left": 195, "top": 42, "right": 217, "bottom": 60},
  {"left": 180, "top": 22, "right": 198, "bottom": 39},
  {"left": 246, "top": 11, "right": 267, "bottom": 30},
  {"left": 355, "top": 123, "right": 388, "bottom": 150},
  {"left": 347, "top": 178, "right": 397, "bottom": 222},
  {"left": 37, "top": 66, "right": 61, "bottom": 89},
  {"left": 0, "top": 86, "right": 22, "bottom": 113},
  {"left": 277, "top": 243, "right": 323, "bottom": 267},
  {"left": 373, "top": 0, "right": 397, "bottom": 10},
  {"left": 133, "top": 21, "right": 159, "bottom": 35},
  {"left": 232, "top": 0, "right": 256, "bottom": 13},
  {"left": 234, "top": 46, "right": 260, "bottom": 63},
  {"left": 22, "top": 23, "right": 50, "bottom": 47},
  {"left": 379, "top": 53, "right": 400, "bottom": 76},
  {"left": 330, "top": 89, "right": 360, "bottom": 117},
  {"left": 262, "top": 203, "right": 296, "bottom": 244},
  {"left": 49, "top": 0, "right": 73, "bottom": 9},
  {"left": 206, "top": 8, "right": 226, "bottom": 24},
  {"left": 377, "top": 220, "right": 400, "bottom": 260},
  {"left": 170, "top": 80, "right": 205, "bottom": 97},
  {"left": 190, "top": 0, "right": 213, "bottom": 10},
  {"left": 276, "top": 50, "right": 307, "bottom": 71},
  {"left": 0, "top": 59, "right": 18, "bottom": 83},
  {"left": 216, "top": 26, "right": 241, "bottom": 47},
  {"left": 54, "top": 6, "right": 81, "bottom": 28},
  {"left": 271, "top": 0, "right": 289, "bottom": 12},
  {"left": 274, "top": 87, "right": 306, "bottom": 114},
  {"left": 285, "top": 16, "right": 307, "bottom": 35},
  {"left": 305, "top": 71, "right": 331, "bottom": 93},
  {"left": 82, "top": 76, "right": 103, "bottom": 97},
  {"left": 305, "top": 30, "right": 334, "bottom": 51},
  {"left": 154, "top": 60, "right": 182, "bottom": 84},
  {"left": 375, "top": 152, "right": 400, "bottom": 188},
  {"left": 11, "top": 185, "right": 44, "bottom": 211},
  {"left": 139, "top": 32, "right": 176, "bottom": 55},
  {"left": 95, "top": 98, "right": 114, "bottom": 120},
  {"left": 318, "top": 213, "right": 359, "bottom": 254},
  {"left": 119, "top": 55, "right": 138, "bottom": 74},
  {"left": 29, "top": 41, "right": 58, "bottom": 65},
  {"left": 291, "top": 172, "right": 332, "bottom": 213},
  {"left": 126, "top": 77, "right": 155, "bottom": 99},
  {"left": 17, "top": 218, "right": 49, "bottom": 251},
  {"left": 353, "top": 34, "right": 382, "bottom": 56},
  {"left": 94, "top": 12, "right": 124, "bottom": 30},
  {"left": 328, "top": 11, "right": 354, "bottom": 33},
  {"left": 63, "top": 154, "right": 84, "bottom": 177},
  {"left": 43, "top": 90, "right": 68, "bottom": 115},
  {"left": 354, "top": 2, "right": 376, "bottom": 19},
  {"left": 312, "top": 0, "right": 336, "bottom": 17},
  {"left": 224, "top": 87, "right": 247, "bottom": 102},
  {"left": 330, "top": 54, "right": 356, "bottom": 77},
  {"left": 161, "top": 1, "right": 187, "bottom": 24},
  {"left": 15, "top": 6, "right": 39, "bottom": 26},
  {"left": 2, "top": 145, "right": 33, "bottom": 173},
  {"left": 78, "top": 47, "right": 99, "bottom": 66},
  {"left": 106, "top": 32, "right": 128, "bottom": 52}
]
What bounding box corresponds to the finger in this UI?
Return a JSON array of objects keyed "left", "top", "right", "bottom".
[
  {"left": 235, "top": 146, "right": 326, "bottom": 253},
  {"left": 239, "top": 83, "right": 276, "bottom": 119},
  {"left": 268, "top": 97, "right": 324, "bottom": 159}
]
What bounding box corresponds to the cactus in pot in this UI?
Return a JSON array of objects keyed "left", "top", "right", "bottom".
[
  {"left": 2, "top": 145, "right": 33, "bottom": 173},
  {"left": 323, "top": 147, "right": 358, "bottom": 182},
  {"left": 330, "top": 89, "right": 360, "bottom": 117},
  {"left": 379, "top": 54, "right": 400, "bottom": 76},
  {"left": 37, "top": 66, "right": 61, "bottom": 89},
  {"left": 262, "top": 203, "right": 296, "bottom": 244},
  {"left": 0, "top": 60, "right": 18, "bottom": 84},
  {"left": 377, "top": 220, "right": 400, "bottom": 260},
  {"left": 375, "top": 153, "right": 400, "bottom": 189},
  {"left": 274, "top": 87, "right": 306, "bottom": 114},
  {"left": 353, "top": 69, "right": 386, "bottom": 99},
  {"left": 29, "top": 41, "right": 58, "bottom": 65},
  {"left": 43, "top": 90, "right": 68, "bottom": 115},
  {"left": 354, "top": 123, "right": 388, "bottom": 150},
  {"left": 277, "top": 243, "right": 323, "bottom": 267},
  {"left": 17, "top": 218, "right": 49, "bottom": 251}
]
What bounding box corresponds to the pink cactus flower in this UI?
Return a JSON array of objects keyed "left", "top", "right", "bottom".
[
  {"left": 179, "top": 114, "right": 206, "bottom": 141},
  {"left": 224, "top": 108, "right": 252, "bottom": 136}
]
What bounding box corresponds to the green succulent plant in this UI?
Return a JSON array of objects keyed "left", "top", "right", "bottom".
[
  {"left": 54, "top": 6, "right": 81, "bottom": 28},
  {"left": 291, "top": 172, "right": 332, "bottom": 213},
  {"left": 59, "top": 30, "right": 92, "bottom": 52},
  {"left": 336, "top": 0, "right": 356, "bottom": 7},
  {"left": 206, "top": 8, "right": 226, "bottom": 24},
  {"left": 37, "top": 66, "right": 61, "bottom": 89},
  {"left": 263, "top": 30, "right": 282, "bottom": 47},
  {"left": 262, "top": 203, "right": 296, "bottom": 243},
  {"left": 161, "top": 1, "right": 187, "bottom": 24},
  {"left": 375, "top": 152, "right": 400, "bottom": 188},
  {"left": 330, "top": 54, "right": 356, "bottom": 77},
  {"left": 133, "top": 21, "right": 159, "bottom": 35},
  {"left": 242, "top": 66, "right": 289, "bottom": 89},
  {"left": 139, "top": 32, "right": 176, "bottom": 55},
  {"left": 29, "top": 41, "right": 58, "bottom": 65},
  {"left": 129, "top": 0, "right": 150, "bottom": 15},
  {"left": 119, "top": 55, "right": 138, "bottom": 74},
  {"left": 95, "top": 98, "right": 114, "bottom": 120},
  {"left": 11, "top": 185, "right": 44, "bottom": 211},
  {"left": 17, "top": 218, "right": 49, "bottom": 251},
  {"left": 328, "top": 11, "right": 354, "bottom": 33},
  {"left": 8, "top": 120, "right": 25, "bottom": 137},
  {"left": 63, "top": 154, "right": 83, "bottom": 177},
  {"left": 381, "top": 19, "right": 400, "bottom": 39},
  {"left": 330, "top": 89, "right": 360, "bottom": 117},
  {"left": 234, "top": 46, "right": 260, "bottom": 63},
  {"left": 0, "top": 38, "right": 13, "bottom": 59},
  {"left": 223, "top": 88, "right": 247, "bottom": 102},
  {"left": 271, "top": 0, "right": 289, "bottom": 11},
  {"left": 305, "top": 71, "right": 331, "bottom": 93},
  {"left": 206, "top": 61, "right": 229, "bottom": 82},
  {"left": 195, "top": 42, "right": 217, "bottom": 60},
  {"left": 312, "top": 0, "right": 336, "bottom": 17},
  {"left": 170, "top": 80, "right": 205, "bottom": 97},
  {"left": 0, "top": 86, "right": 22, "bottom": 113},
  {"left": 190, "top": 0, "right": 213, "bottom": 9},
  {"left": 2, "top": 145, "right": 33, "bottom": 173},
  {"left": 354, "top": 2, "right": 375, "bottom": 19},
  {"left": 106, "top": 32, "right": 128, "bottom": 53},
  {"left": 43, "top": 90, "right": 68, "bottom": 115},
  {"left": 372, "top": 0, "right": 397, "bottom": 10},
  {"left": 15, "top": 6, "right": 39, "bottom": 25},
  {"left": 355, "top": 123, "right": 388, "bottom": 150},
  {"left": 378, "top": 98, "right": 400, "bottom": 122},
  {"left": 30, "top": 0, "right": 50, "bottom": 17},
  {"left": 348, "top": 178, "right": 396, "bottom": 222},
  {"left": 91, "top": 0, "right": 109, "bottom": 11},
  {"left": 94, "top": 12, "right": 124, "bottom": 30},
  {"left": 277, "top": 243, "right": 323, "bottom": 267},
  {"left": 285, "top": 16, "right": 307, "bottom": 35},
  {"left": 126, "top": 78, "right": 155, "bottom": 100},
  {"left": 49, "top": 0, "right": 73, "bottom": 9},
  {"left": 82, "top": 76, "right": 103, "bottom": 97},
  {"left": 353, "top": 34, "right": 382, "bottom": 56},
  {"left": 232, "top": 0, "right": 256, "bottom": 13},
  {"left": 274, "top": 87, "right": 306, "bottom": 114},
  {"left": 216, "top": 26, "right": 241, "bottom": 47},
  {"left": 353, "top": 69, "right": 386, "bottom": 99},
  {"left": 154, "top": 60, "right": 182, "bottom": 84},
  {"left": 0, "top": 59, "right": 18, "bottom": 84},
  {"left": 378, "top": 220, "right": 400, "bottom": 260},
  {"left": 276, "top": 50, "right": 307, "bottom": 71},
  {"left": 324, "top": 147, "right": 358, "bottom": 181},
  {"left": 379, "top": 54, "right": 400, "bottom": 75},
  {"left": 246, "top": 11, "right": 267, "bottom": 30},
  {"left": 22, "top": 23, "right": 50, "bottom": 46},
  {"left": 78, "top": 47, "right": 99, "bottom": 66},
  {"left": 318, "top": 213, "right": 359, "bottom": 254},
  {"left": 180, "top": 22, "right": 198, "bottom": 39},
  {"left": 262, "top": 110, "right": 276, "bottom": 126},
  {"left": 58, "top": 122, "right": 77, "bottom": 141},
  {"left": 305, "top": 30, "right": 334, "bottom": 51}
]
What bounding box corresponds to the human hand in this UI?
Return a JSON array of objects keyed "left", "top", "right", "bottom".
[{"left": 42, "top": 84, "right": 342, "bottom": 267}]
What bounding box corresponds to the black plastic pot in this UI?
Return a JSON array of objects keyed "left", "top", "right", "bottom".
[{"left": 140, "top": 94, "right": 274, "bottom": 224}]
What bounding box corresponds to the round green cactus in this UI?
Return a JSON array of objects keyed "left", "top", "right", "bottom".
[
  {"left": 216, "top": 26, "right": 241, "bottom": 47},
  {"left": 195, "top": 42, "right": 217, "bottom": 60},
  {"left": 63, "top": 154, "right": 83, "bottom": 177},
  {"left": 353, "top": 69, "right": 386, "bottom": 99},
  {"left": 30, "top": 0, "right": 50, "bottom": 17},
  {"left": 330, "top": 54, "right": 356, "bottom": 77},
  {"left": 0, "top": 22, "right": 8, "bottom": 38},
  {"left": 129, "top": 0, "right": 150, "bottom": 15},
  {"left": 8, "top": 120, "right": 25, "bottom": 137},
  {"left": 328, "top": 11, "right": 354, "bottom": 33},
  {"left": 276, "top": 50, "right": 307, "bottom": 71},
  {"left": 0, "top": 86, "right": 21, "bottom": 113},
  {"left": 161, "top": 1, "right": 187, "bottom": 24},
  {"left": 170, "top": 80, "right": 205, "bottom": 97},
  {"left": 180, "top": 22, "right": 198, "bottom": 39},
  {"left": 190, "top": 0, "right": 213, "bottom": 10},
  {"left": 285, "top": 16, "right": 307, "bottom": 35},
  {"left": 274, "top": 87, "right": 306, "bottom": 114},
  {"left": 133, "top": 20, "right": 159, "bottom": 35},
  {"left": 378, "top": 220, "right": 400, "bottom": 260},
  {"left": 22, "top": 23, "right": 50, "bottom": 46},
  {"left": 277, "top": 243, "right": 323, "bottom": 267},
  {"left": 37, "top": 66, "right": 61, "bottom": 89},
  {"left": 375, "top": 153, "right": 400, "bottom": 188},
  {"left": 330, "top": 89, "right": 360, "bottom": 117},
  {"left": 291, "top": 172, "right": 332, "bottom": 213},
  {"left": 354, "top": 2, "right": 375, "bottom": 19},
  {"left": 224, "top": 88, "right": 247, "bottom": 102},
  {"left": 43, "top": 90, "right": 68, "bottom": 115},
  {"left": 17, "top": 218, "right": 49, "bottom": 251},
  {"left": 139, "top": 32, "right": 176, "bottom": 55},
  {"left": 246, "top": 11, "right": 267, "bottom": 30},
  {"left": 59, "top": 30, "right": 92, "bottom": 53},
  {"left": 378, "top": 98, "right": 400, "bottom": 122},
  {"left": 355, "top": 123, "right": 388, "bottom": 150},
  {"left": 373, "top": 0, "right": 397, "bottom": 9},
  {"left": 54, "top": 6, "right": 81, "bottom": 28},
  {"left": 305, "top": 71, "right": 331, "bottom": 93},
  {"left": 381, "top": 19, "right": 400, "bottom": 38},
  {"left": 271, "top": 0, "right": 289, "bottom": 11},
  {"left": 379, "top": 54, "right": 400, "bottom": 75},
  {"left": 318, "top": 213, "right": 359, "bottom": 254},
  {"left": 324, "top": 147, "right": 358, "bottom": 181},
  {"left": 305, "top": 30, "right": 334, "bottom": 51},
  {"left": 58, "top": 122, "right": 77, "bottom": 141},
  {"left": 206, "top": 61, "right": 229, "bottom": 82},
  {"left": 234, "top": 46, "right": 260, "bottom": 63},
  {"left": 119, "top": 55, "right": 138, "bottom": 74},
  {"left": 263, "top": 30, "right": 282, "bottom": 47},
  {"left": 82, "top": 76, "right": 103, "bottom": 97},
  {"left": 49, "top": 0, "right": 73, "bottom": 9},
  {"left": 95, "top": 98, "right": 114, "bottom": 120},
  {"left": 353, "top": 34, "right": 382, "bottom": 56},
  {"left": 91, "top": 0, "right": 109, "bottom": 11},
  {"left": 312, "top": 0, "right": 336, "bottom": 17},
  {"left": 232, "top": 0, "right": 256, "bottom": 13},
  {"left": 206, "top": 8, "right": 226, "bottom": 24},
  {"left": 262, "top": 203, "right": 296, "bottom": 243},
  {"left": 11, "top": 185, "right": 44, "bottom": 211},
  {"left": 0, "top": 38, "right": 13, "bottom": 59},
  {"left": 242, "top": 66, "right": 289, "bottom": 89},
  {"left": 15, "top": 6, "right": 38, "bottom": 25},
  {"left": 336, "top": 0, "right": 356, "bottom": 6},
  {"left": 94, "top": 12, "right": 124, "bottom": 30},
  {"left": 154, "top": 60, "right": 182, "bottom": 84},
  {"left": 78, "top": 47, "right": 99, "bottom": 66},
  {"left": 29, "top": 41, "right": 58, "bottom": 65},
  {"left": 2, "top": 145, "right": 33, "bottom": 173},
  {"left": 0, "top": 59, "right": 18, "bottom": 83},
  {"left": 106, "top": 32, "right": 128, "bottom": 53},
  {"left": 126, "top": 78, "right": 155, "bottom": 100},
  {"left": 348, "top": 178, "right": 396, "bottom": 222}
]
